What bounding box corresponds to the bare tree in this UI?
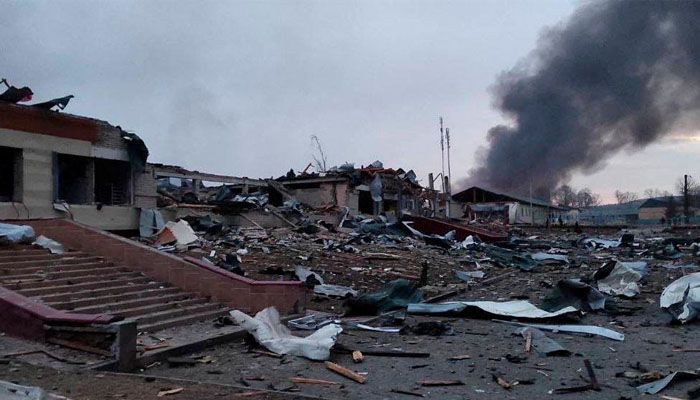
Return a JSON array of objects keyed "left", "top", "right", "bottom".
[
  {"left": 666, "top": 195, "right": 678, "bottom": 220},
  {"left": 552, "top": 184, "right": 577, "bottom": 207},
  {"left": 310, "top": 135, "right": 328, "bottom": 173},
  {"left": 576, "top": 188, "right": 601, "bottom": 207},
  {"left": 675, "top": 175, "right": 700, "bottom": 219},
  {"left": 552, "top": 185, "right": 601, "bottom": 208},
  {"left": 644, "top": 188, "right": 672, "bottom": 198},
  {"left": 615, "top": 190, "right": 638, "bottom": 204}
]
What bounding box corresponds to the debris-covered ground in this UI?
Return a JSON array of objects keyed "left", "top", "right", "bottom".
[
  {"left": 5, "top": 217, "right": 700, "bottom": 399},
  {"left": 135, "top": 223, "right": 700, "bottom": 399}
]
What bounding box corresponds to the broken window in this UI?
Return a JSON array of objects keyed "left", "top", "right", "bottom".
[
  {"left": 55, "top": 154, "right": 93, "bottom": 204},
  {"left": 95, "top": 159, "right": 131, "bottom": 205},
  {"left": 358, "top": 190, "right": 374, "bottom": 214},
  {"left": 0, "top": 146, "right": 21, "bottom": 202}
]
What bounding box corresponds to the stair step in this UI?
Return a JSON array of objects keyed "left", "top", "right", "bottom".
[
  {"left": 0, "top": 252, "right": 85, "bottom": 263},
  {"left": 0, "top": 249, "right": 51, "bottom": 257},
  {"left": 130, "top": 303, "right": 222, "bottom": 325},
  {"left": 35, "top": 282, "right": 164, "bottom": 303},
  {"left": 70, "top": 292, "right": 194, "bottom": 313},
  {"left": 0, "top": 264, "right": 124, "bottom": 282},
  {"left": 0, "top": 256, "right": 103, "bottom": 269},
  {"left": 48, "top": 287, "right": 183, "bottom": 310},
  {"left": 5, "top": 271, "right": 143, "bottom": 290},
  {"left": 116, "top": 298, "right": 208, "bottom": 318},
  {"left": 138, "top": 308, "right": 230, "bottom": 333},
  {"left": 0, "top": 261, "right": 113, "bottom": 276},
  {"left": 18, "top": 276, "right": 152, "bottom": 297}
]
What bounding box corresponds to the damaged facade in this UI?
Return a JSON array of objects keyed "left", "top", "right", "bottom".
[{"left": 0, "top": 101, "right": 156, "bottom": 230}]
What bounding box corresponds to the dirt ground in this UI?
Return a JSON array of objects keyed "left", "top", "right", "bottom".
[{"left": 0, "top": 360, "right": 319, "bottom": 399}]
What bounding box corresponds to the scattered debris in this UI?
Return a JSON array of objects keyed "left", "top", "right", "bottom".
[
  {"left": 595, "top": 260, "right": 645, "bottom": 298},
  {"left": 661, "top": 272, "right": 700, "bottom": 323},
  {"left": 289, "top": 377, "right": 342, "bottom": 387},
  {"left": 541, "top": 279, "right": 606, "bottom": 312},
  {"left": 515, "top": 327, "right": 571, "bottom": 356},
  {"left": 496, "top": 320, "right": 625, "bottom": 341},
  {"left": 325, "top": 361, "right": 366, "bottom": 383},
  {"left": 230, "top": 307, "right": 342, "bottom": 360},
  {"left": 637, "top": 371, "right": 700, "bottom": 394},
  {"left": 345, "top": 279, "right": 423, "bottom": 316},
  {"left": 157, "top": 387, "right": 184, "bottom": 397},
  {"left": 400, "top": 321, "right": 454, "bottom": 336},
  {"left": 0, "top": 223, "right": 35, "bottom": 244},
  {"left": 32, "top": 235, "right": 64, "bottom": 254},
  {"left": 352, "top": 350, "right": 363, "bottom": 363},
  {"left": 407, "top": 300, "right": 578, "bottom": 320}
]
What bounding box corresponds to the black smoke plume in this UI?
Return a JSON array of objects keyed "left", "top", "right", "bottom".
[{"left": 466, "top": 1, "right": 700, "bottom": 196}]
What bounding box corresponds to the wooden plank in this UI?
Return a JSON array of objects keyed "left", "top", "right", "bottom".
[
  {"left": 325, "top": 361, "right": 366, "bottom": 384},
  {"left": 46, "top": 338, "right": 112, "bottom": 357},
  {"left": 290, "top": 377, "right": 342, "bottom": 386}
]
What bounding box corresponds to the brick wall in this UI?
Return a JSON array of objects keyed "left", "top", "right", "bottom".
[
  {"left": 16, "top": 219, "right": 305, "bottom": 313},
  {"left": 96, "top": 125, "right": 129, "bottom": 151},
  {"left": 0, "top": 103, "right": 99, "bottom": 142},
  {"left": 133, "top": 165, "right": 158, "bottom": 209}
]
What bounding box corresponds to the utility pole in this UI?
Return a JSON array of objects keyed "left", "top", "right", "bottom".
[
  {"left": 439, "top": 117, "right": 446, "bottom": 196},
  {"left": 445, "top": 127, "right": 451, "bottom": 218},
  {"left": 446, "top": 127, "right": 452, "bottom": 183}
]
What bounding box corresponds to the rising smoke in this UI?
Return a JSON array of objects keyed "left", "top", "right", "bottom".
[{"left": 466, "top": 1, "right": 700, "bottom": 196}]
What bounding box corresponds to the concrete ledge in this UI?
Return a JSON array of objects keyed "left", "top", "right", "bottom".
[{"left": 0, "top": 286, "right": 116, "bottom": 341}]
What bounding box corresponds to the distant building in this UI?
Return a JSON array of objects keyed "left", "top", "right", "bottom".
[
  {"left": 579, "top": 196, "right": 698, "bottom": 225},
  {"left": 451, "top": 186, "right": 572, "bottom": 225}
]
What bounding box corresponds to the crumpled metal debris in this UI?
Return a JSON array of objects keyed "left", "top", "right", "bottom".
[
  {"left": 231, "top": 307, "right": 342, "bottom": 360},
  {"left": 287, "top": 314, "right": 339, "bottom": 330},
  {"left": 313, "top": 284, "right": 358, "bottom": 298},
  {"left": 32, "top": 235, "right": 64, "bottom": 255},
  {"left": 579, "top": 237, "right": 620, "bottom": 249},
  {"left": 454, "top": 270, "right": 485, "bottom": 282},
  {"left": 541, "top": 279, "right": 606, "bottom": 312},
  {"left": 660, "top": 272, "right": 700, "bottom": 323},
  {"left": 407, "top": 300, "right": 578, "bottom": 320},
  {"left": 636, "top": 371, "right": 700, "bottom": 394},
  {"left": 345, "top": 279, "right": 423, "bottom": 316},
  {"left": 0, "top": 379, "right": 66, "bottom": 399},
  {"left": 482, "top": 244, "right": 537, "bottom": 271},
  {"left": 496, "top": 320, "right": 624, "bottom": 341},
  {"left": 139, "top": 208, "right": 165, "bottom": 237},
  {"left": 595, "top": 260, "right": 646, "bottom": 298},
  {"left": 295, "top": 265, "right": 324, "bottom": 286},
  {"left": 530, "top": 252, "right": 569, "bottom": 265},
  {"left": 515, "top": 327, "right": 570, "bottom": 356}
]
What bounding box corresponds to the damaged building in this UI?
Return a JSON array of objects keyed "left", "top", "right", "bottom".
[
  {"left": 0, "top": 100, "right": 156, "bottom": 230},
  {"left": 277, "top": 162, "right": 430, "bottom": 217},
  {"left": 451, "top": 186, "right": 575, "bottom": 225}
]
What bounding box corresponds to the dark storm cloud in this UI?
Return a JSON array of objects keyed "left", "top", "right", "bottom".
[{"left": 466, "top": 1, "right": 700, "bottom": 195}]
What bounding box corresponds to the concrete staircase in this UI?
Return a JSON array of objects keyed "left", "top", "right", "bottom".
[{"left": 0, "top": 246, "right": 230, "bottom": 333}]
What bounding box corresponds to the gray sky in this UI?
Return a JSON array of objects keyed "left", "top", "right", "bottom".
[{"left": 2, "top": 0, "right": 696, "bottom": 203}]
